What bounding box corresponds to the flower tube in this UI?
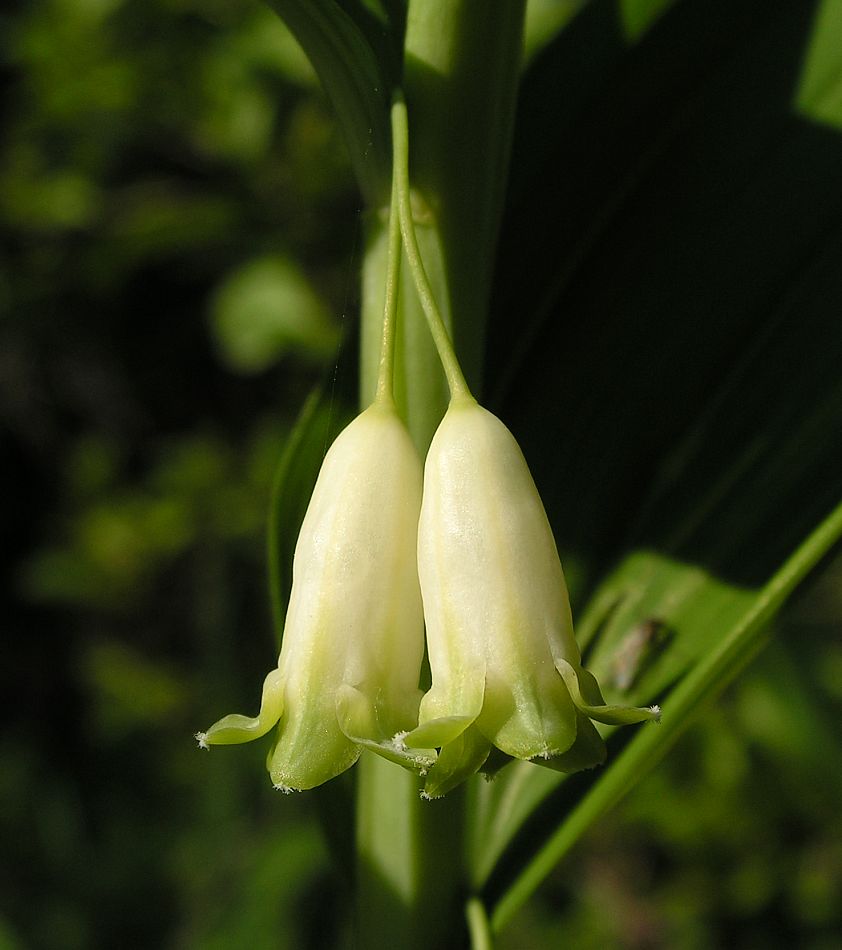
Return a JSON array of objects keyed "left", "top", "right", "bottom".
[
  {"left": 403, "top": 397, "right": 659, "bottom": 797},
  {"left": 196, "top": 402, "right": 435, "bottom": 791}
]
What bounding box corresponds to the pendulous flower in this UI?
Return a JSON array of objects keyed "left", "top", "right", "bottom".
[
  {"left": 196, "top": 401, "right": 435, "bottom": 791},
  {"left": 403, "top": 397, "right": 659, "bottom": 797}
]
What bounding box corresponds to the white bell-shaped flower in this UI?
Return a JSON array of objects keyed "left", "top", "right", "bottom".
[
  {"left": 403, "top": 398, "right": 659, "bottom": 797},
  {"left": 197, "top": 402, "right": 435, "bottom": 791}
]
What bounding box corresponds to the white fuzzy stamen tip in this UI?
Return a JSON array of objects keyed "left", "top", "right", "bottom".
[
  {"left": 526, "top": 747, "right": 553, "bottom": 762},
  {"left": 387, "top": 730, "right": 409, "bottom": 753},
  {"left": 649, "top": 705, "right": 662, "bottom": 722},
  {"left": 272, "top": 782, "right": 297, "bottom": 795},
  {"left": 195, "top": 732, "right": 209, "bottom": 750}
]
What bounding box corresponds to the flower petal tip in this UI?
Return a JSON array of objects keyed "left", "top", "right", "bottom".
[{"left": 195, "top": 732, "right": 209, "bottom": 750}]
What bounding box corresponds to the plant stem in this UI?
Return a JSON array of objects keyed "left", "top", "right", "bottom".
[
  {"left": 356, "top": 3, "right": 526, "bottom": 946},
  {"left": 360, "top": 207, "right": 450, "bottom": 449},
  {"left": 401, "top": 0, "right": 526, "bottom": 396},
  {"left": 391, "top": 94, "right": 473, "bottom": 402},
  {"left": 466, "top": 896, "right": 494, "bottom": 950},
  {"left": 374, "top": 173, "right": 402, "bottom": 406},
  {"left": 356, "top": 757, "right": 467, "bottom": 950}
]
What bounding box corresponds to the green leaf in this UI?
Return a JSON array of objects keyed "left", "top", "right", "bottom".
[
  {"left": 485, "top": 503, "right": 842, "bottom": 930},
  {"left": 618, "top": 0, "right": 678, "bottom": 41},
  {"left": 523, "top": 0, "right": 589, "bottom": 63},
  {"left": 468, "top": 0, "right": 842, "bottom": 929},
  {"left": 265, "top": 0, "right": 403, "bottom": 204},
  {"left": 795, "top": 0, "right": 842, "bottom": 130},
  {"left": 489, "top": 0, "right": 842, "bottom": 594}
]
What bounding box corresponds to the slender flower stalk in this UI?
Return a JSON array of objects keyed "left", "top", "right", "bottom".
[{"left": 391, "top": 93, "right": 471, "bottom": 403}]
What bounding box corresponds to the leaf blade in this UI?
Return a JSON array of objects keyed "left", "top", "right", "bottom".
[
  {"left": 486, "top": 499, "right": 842, "bottom": 930},
  {"left": 469, "top": 0, "right": 842, "bottom": 924},
  {"left": 266, "top": 0, "right": 398, "bottom": 204}
]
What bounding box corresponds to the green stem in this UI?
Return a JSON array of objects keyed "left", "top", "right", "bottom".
[
  {"left": 356, "top": 757, "right": 467, "bottom": 950},
  {"left": 466, "top": 896, "right": 494, "bottom": 950},
  {"left": 355, "top": 3, "right": 527, "bottom": 947},
  {"left": 391, "top": 94, "right": 473, "bottom": 402},
  {"left": 402, "top": 0, "right": 526, "bottom": 394},
  {"left": 374, "top": 173, "right": 402, "bottom": 406}
]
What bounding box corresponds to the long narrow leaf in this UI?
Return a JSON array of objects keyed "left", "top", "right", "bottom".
[
  {"left": 266, "top": 0, "right": 398, "bottom": 204},
  {"left": 487, "top": 500, "right": 842, "bottom": 930},
  {"left": 468, "top": 0, "right": 842, "bottom": 925}
]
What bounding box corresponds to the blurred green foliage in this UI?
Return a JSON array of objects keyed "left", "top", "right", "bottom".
[
  {"left": 1, "top": 0, "right": 356, "bottom": 946},
  {"left": 1, "top": 0, "right": 840, "bottom": 948},
  {"left": 502, "top": 557, "right": 842, "bottom": 949},
  {"left": 210, "top": 255, "right": 338, "bottom": 373}
]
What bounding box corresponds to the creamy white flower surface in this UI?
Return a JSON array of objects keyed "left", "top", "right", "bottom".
[
  {"left": 403, "top": 398, "right": 659, "bottom": 798},
  {"left": 198, "top": 402, "right": 436, "bottom": 790}
]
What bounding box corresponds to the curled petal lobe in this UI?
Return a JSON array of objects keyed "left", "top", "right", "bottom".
[{"left": 198, "top": 668, "right": 286, "bottom": 746}]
